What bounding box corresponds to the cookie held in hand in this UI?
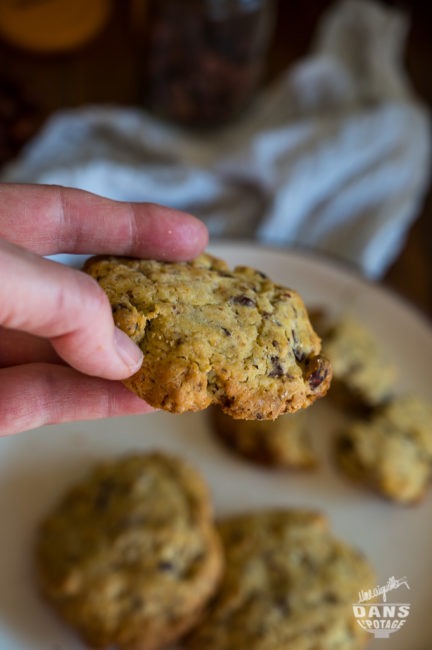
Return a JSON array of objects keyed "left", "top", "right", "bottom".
[{"left": 84, "top": 253, "right": 332, "bottom": 419}]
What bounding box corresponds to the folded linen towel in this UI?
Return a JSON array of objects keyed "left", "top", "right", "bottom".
[{"left": 2, "top": 0, "right": 430, "bottom": 278}]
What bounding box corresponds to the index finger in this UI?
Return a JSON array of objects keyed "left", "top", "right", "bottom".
[{"left": 0, "top": 183, "right": 208, "bottom": 259}]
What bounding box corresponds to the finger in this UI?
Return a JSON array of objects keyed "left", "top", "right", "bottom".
[
  {"left": 0, "top": 364, "right": 153, "bottom": 436},
  {"left": 0, "top": 327, "right": 61, "bottom": 367},
  {"left": 0, "top": 239, "right": 143, "bottom": 379},
  {"left": 0, "top": 183, "right": 208, "bottom": 259}
]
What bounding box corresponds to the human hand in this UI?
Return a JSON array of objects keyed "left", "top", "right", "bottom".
[{"left": 0, "top": 183, "right": 208, "bottom": 435}]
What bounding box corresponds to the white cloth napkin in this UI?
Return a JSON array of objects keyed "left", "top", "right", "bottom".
[{"left": 2, "top": 0, "right": 430, "bottom": 278}]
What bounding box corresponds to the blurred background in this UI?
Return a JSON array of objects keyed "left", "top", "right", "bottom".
[{"left": 0, "top": 0, "right": 430, "bottom": 315}]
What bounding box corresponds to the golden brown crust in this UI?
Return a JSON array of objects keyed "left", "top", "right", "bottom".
[
  {"left": 35, "top": 452, "right": 223, "bottom": 650},
  {"left": 84, "top": 253, "right": 331, "bottom": 419}
]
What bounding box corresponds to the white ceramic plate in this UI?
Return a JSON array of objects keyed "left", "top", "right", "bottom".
[{"left": 0, "top": 242, "right": 431, "bottom": 650}]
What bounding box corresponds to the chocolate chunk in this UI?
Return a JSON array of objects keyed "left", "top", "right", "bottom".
[
  {"left": 232, "top": 295, "right": 256, "bottom": 307},
  {"left": 269, "top": 355, "right": 284, "bottom": 378},
  {"left": 306, "top": 356, "right": 330, "bottom": 390}
]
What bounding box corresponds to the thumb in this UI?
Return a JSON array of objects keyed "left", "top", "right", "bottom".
[{"left": 0, "top": 239, "right": 143, "bottom": 379}]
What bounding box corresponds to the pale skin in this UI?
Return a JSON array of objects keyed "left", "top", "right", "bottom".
[{"left": 0, "top": 183, "right": 208, "bottom": 436}]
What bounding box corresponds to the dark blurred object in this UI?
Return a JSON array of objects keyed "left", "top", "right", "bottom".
[
  {"left": 141, "top": 0, "right": 276, "bottom": 127},
  {"left": 0, "top": 78, "right": 41, "bottom": 167}
]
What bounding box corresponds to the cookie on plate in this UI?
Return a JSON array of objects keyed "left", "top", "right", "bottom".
[
  {"left": 314, "top": 313, "right": 397, "bottom": 412},
  {"left": 84, "top": 253, "right": 331, "bottom": 420},
  {"left": 335, "top": 395, "right": 432, "bottom": 504},
  {"left": 35, "top": 452, "right": 223, "bottom": 650},
  {"left": 185, "top": 509, "right": 375, "bottom": 650},
  {"left": 209, "top": 406, "right": 317, "bottom": 468}
]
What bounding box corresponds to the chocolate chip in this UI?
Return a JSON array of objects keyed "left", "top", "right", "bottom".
[
  {"left": 292, "top": 330, "right": 306, "bottom": 362},
  {"left": 308, "top": 369, "right": 328, "bottom": 389},
  {"left": 232, "top": 295, "right": 256, "bottom": 307},
  {"left": 306, "top": 356, "right": 330, "bottom": 390},
  {"left": 294, "top": 348, "right": 305, "bottom": 363},
  {"left": 294, "top": 349, "right": 305, "bottom": 363},
  {"left": 269, "top": 355, "right": 284, "bottom": 378},
  {"left": 112, "top": 302, "right": 129, "bottom": 313},
  {"left": 221, "top": 327, "right": 232, "bottom": 336}
]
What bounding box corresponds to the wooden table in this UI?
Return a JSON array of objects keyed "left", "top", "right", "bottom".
[{"left": 0, "top": 0, "right": 430, "bottom": 318}]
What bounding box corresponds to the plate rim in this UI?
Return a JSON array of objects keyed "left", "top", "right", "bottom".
[{"left": 208, "top": 238, "right": 432, "bottom": 333}]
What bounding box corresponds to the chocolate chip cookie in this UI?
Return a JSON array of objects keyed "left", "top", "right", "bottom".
[
  {"left": 185, "top": 509, "right": 375, "bottom": 650},
  {"left": 84, "top": 253, "right": 331, "bottom": 419},
  {"left": 209, "top": 406, "right": 317, "bottom": 468},
  {"left": 335, "top": 394, "right": 432, "bottom": 504},
  {"left": 35, "top": 452, "right": 223, "bottom": 650},
  {"left": 313, "top": 313, "right": 397, "bottom": 412}
]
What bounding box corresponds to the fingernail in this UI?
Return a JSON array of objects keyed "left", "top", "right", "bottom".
[{"left": 114, "top": 327, "right": 143, "bottom": 373}]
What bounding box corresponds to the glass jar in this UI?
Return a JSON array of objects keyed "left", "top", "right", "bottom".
[{"left": 141, "top": 0, "right": 276, "bottom": 127}]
